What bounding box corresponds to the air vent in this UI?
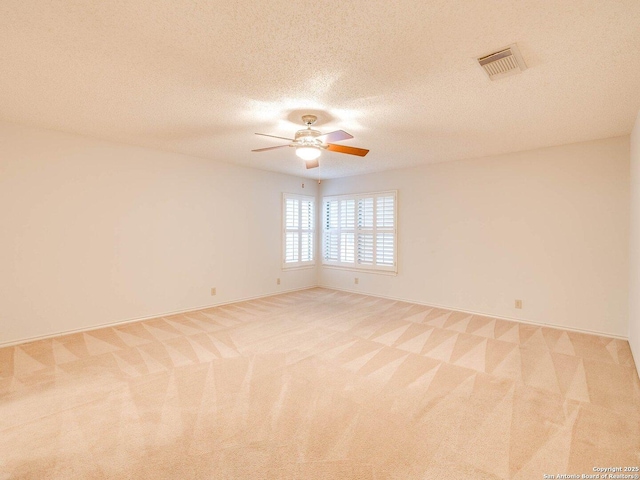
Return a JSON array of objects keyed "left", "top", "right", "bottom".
[{"left": 477, "top": 44, "right": 527, "bottom": 80}]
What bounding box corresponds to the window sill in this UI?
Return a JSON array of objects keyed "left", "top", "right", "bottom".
[
  {"left": 282, "top": 264, "right": 316, "bottom": 271},
  {"left": 321, "top": 264, "right": 398, "bottom": 276}
]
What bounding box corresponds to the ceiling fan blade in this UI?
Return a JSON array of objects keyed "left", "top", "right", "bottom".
[
  {"left": 305, "top": 159, "right": 319, "bottom": 169},
  {"left": 327, "top": 143, "right": 369, "bottom": 157},
  {"left": 318, "top": 130, "right": 353, "bottom": 143},
  {"left": 255, "top": 133, "right": 294, "bottom": 141},
  {"left": 252, "top": 144, "right": 290, "bottom": 152}
]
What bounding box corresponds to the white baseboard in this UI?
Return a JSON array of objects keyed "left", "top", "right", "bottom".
[
  {"left": 317, "top": 285, "right": 629, "bottom": 341},
  {"left": 0, "top": 286, "right": 318, "bottom": 348},
  {"left": 3, "top": 284, "right": 629, "bottom": 348}
]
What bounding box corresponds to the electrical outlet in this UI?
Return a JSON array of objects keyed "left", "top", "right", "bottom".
[
  {"left": 354, "top": 278, "right": 359, "bottom": 285},
  {"left": 277, "top": 278, "right": 281, "bottom": 285},
  {"left": 515, "top": 299, "right": 522, "bottom": 309},
  {"left": 211, "top": 287, "right": 217, "bottom": 296}
]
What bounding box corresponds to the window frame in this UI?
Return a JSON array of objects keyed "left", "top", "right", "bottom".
[
  {"left": 282, "top": 193, "right": 316, "bottom": 270},
  {"left": 321, "top": 190, "right": 398, "bottom": 274}
]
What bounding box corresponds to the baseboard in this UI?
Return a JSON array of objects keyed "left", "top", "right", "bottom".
[
  {"left": 3, "top": 284, "right": 629, "bottom": 348},
  {"left": 0, "top": 285, "right": 318, "bottom": 348},
  {"left": 317, "top": 285, "right": 629, "bottom": 341}
]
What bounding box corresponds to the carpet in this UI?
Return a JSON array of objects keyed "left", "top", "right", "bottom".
[{"left": 0, "top": 288, "right": 638, "bottom": 479}]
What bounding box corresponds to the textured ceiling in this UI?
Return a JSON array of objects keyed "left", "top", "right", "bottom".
[{"left": 1, "top": 1, "right": 639, "bottom": 179}]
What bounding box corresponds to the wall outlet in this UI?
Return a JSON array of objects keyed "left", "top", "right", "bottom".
[
  {"left": 515, "top": 299, "right": 522, "bottom": 309},
  {"left": 354, "top": 278, "right": 359, "bottom": 285},
  {"left": 277, "top": 278, "right": 281, "bottom": 285},
  {"left": 211, "top": 287, "right": 217, "bottom": 296}
]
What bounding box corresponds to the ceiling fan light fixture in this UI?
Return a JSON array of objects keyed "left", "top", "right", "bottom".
[
  {"left": 295, "top": 146, "right": 321, "bottom": 161},
  {"left": 252, "top": 115, "right": 369, "bottom": 170}
]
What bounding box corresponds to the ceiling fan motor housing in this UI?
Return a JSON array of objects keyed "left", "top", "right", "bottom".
[{"left": 295, "top": 128, "right": 323, "bottom": 147}]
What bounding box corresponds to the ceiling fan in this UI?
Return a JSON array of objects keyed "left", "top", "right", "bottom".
[{"left": 252, "top": 115, "right": 369, "bottom": 169}]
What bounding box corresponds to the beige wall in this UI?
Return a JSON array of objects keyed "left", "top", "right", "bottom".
[
  {"left": 0, "top": 122, "right": 317, "bottom": 345},
  {"left": 629, "top": 110, "right": 640, "bottom": 372},
  {"left": 319, "top": 137, "right": 630, "bottom": 337}
]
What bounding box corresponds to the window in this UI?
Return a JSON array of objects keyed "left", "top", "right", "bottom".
[
  {"left": 322, "top": 191, "right": 397, "bottom": 273},
  {"left": 283, "top": 193, "right": 315, "bottom": 268}
]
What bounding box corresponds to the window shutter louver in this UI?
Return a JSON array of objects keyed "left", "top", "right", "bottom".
[
  {"left": 358, "top": 198, "right": 374, "bottom": 229},
  {"left": 340, "top": 233, "right": 355, "bottom": 263},
  {"left": 301, "top": 201, "right": 312, "bottom": 227},
  {"left": 357, "top": 233, "right": 374, "bottom": 265},
  {"left": 375, "top": 194, "right": 395, "bottom": 266},
  {"left": 376, "top": 233, "right": 394, "bottom": 266},
  {"left": 323, "top": 199, "right": 339, "bottom": 262},
  {"left": 325, "top": 232, "right": 339, "bottom": 261},
  {"left": 285, "top": 232, "right": 299, "bottom": 263},
  {"left": 285, "top": 198, "right": 299, "bottom": 229},
  {"left": 325, "top": 200, "right": 338, "bottom": 229},
  {"left": 340, "top": 199, "right": 355, "bottom": 229},
  {"left": 376, "top": 195, "right": 394, "bottom": 229},
  {"left": 300, "top": 199, "right": 314, "bottom": 262}
]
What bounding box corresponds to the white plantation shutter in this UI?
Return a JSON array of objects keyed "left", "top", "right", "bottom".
[
  {"left": 376, "top": 233, "right": 394, "bottom": 266},
  {"left": 339, "top": 199, "right": 355, "bottom": 264},
  {"left": 322, "top": 191, "right": 397, "bottom": 273},
  {"left": 340, "top": 233, "right": 355, "bottom": 263},
  {"left": 376, "top": 195, "right": 395, "bottom": 229},
  {"left": 285, "top": 198, "right": 299, "bottom": 229},
  {"left": 323, "top": 200, "right": 339, "bottom": 262},
  {"left": 325, "top": 232, "right": 339, "bottom": 261},
  {"left": 285, "top": 232, "right": 299, "bottom": 262},
  {"left": 340, "top": 199, "right": 355, "bottom": 229},
  {"left": 357, "top": 233, "right": 374, "bottom": 265},
  {"left": 301, "top": 199, "right": 314, "bottom": 262},
  {"left": 301, "top": 232, "right": 312, "bottom": 262},
  {"left": 357, "top": 198, "right": 374, "bottom": 266},
  {"left": 358, "top": 198, "right": 374, "bottom": 229},
  {"left": 283, "top": 194, "right": 315, "bottom": 268},
  {"left": 375, "top": 194, "right": 395, "bottom": 266},
  {"left": 326, "top": 200, "right": 339, "bottom": 229}
]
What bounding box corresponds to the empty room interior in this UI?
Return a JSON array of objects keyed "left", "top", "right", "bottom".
[{"left": 1, "top": 1, "right": 640, "bottom": 479}]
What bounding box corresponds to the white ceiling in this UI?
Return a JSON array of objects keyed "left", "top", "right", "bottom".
[{"left": 1, "top": 1, "right": 639, "bottom": 179}]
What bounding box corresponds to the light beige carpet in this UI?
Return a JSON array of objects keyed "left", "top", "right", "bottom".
[{"left": 0, "top": 288, "right": 638, "bottom": 479}]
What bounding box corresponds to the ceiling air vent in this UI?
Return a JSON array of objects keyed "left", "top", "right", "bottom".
[{"left": 477, "top": 44, "right": 527, "bottom": 80}]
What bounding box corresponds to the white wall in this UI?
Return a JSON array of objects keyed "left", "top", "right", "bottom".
[
  {"left": 1, "top": 123, "right": 632, "bottom": 345},
  {"left": 629, "top": 111, "right": 640, "bottom": 372},
  {"left": 319, "top": 137, "right": 630, "bottom": 337},
  {"left": 0, "top": 122, "right": 317, "bottom": 345}
]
